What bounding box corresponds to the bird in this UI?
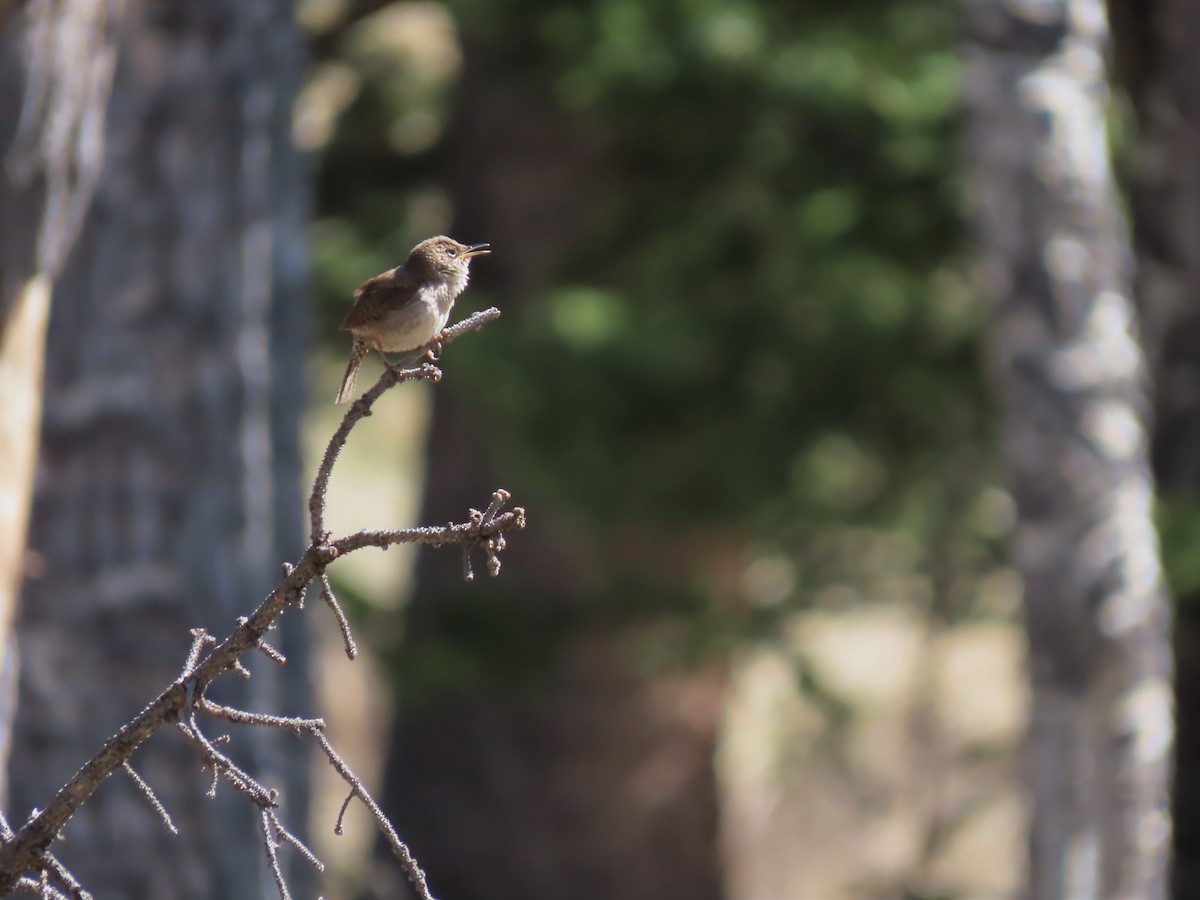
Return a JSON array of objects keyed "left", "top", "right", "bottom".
[{"left": 335, "top": 235, "right": 491, "bottom": 403}]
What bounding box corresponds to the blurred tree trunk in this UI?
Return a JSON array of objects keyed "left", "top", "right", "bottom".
[
  {"left": 963, "top": 1, "right": 1173, "bottom": 898},
  {"left": 0, "top": 0, "right": 123, "bottom": 805},
  {"left": 1105, "top": 1, "right": 1200, "bottom": 895},
  {"left": 4, "top": 1, "right": 311, "bottom": 897},
  {"left": 377, "top": 44, "right": 727, "bottom": 900}
]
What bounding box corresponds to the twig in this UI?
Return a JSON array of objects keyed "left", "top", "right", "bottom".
[
  {"left": 261, "top": 810, "right": 291, "bottom": 900},
  {"left": 40, "top": 854, "right": 88, "bottom": 900},
  {"left": 309, "top": 728, "right": 435, "bottom": 900},
  {"left": 482, "top": 489, "right": 510, "bottom": 523},
  {"left": 319, "top": 573, "right": 357, "bottom": 660},
  {"left": 0, "top": 311, "right": 517, "bottom": 898},
  {"left": 12, "top": 875, "right": 68, "bottom": 899},
  {"left": 181, "top": 629, "right": 215, "bottom": 679},
  {"left": 121, "top": 762, "right": 177, "bottom": 836},
  {"left": 334, "top": 790, "right": 355, "bottom": 836},
  {"left": 0, "top": 500, "right": 521, "bottom": 892},
  {"left": 255, "top": 640, "right": 287, "bottom": 666},
  {"left": 329, "top": 506, "right": 525, "bottom": 557},
  {"left": 307, "top": 307, "right": 502, "bottom": 546},
  {"left": 268, "top": 812, "right": 324, "bottom": 874},
  {"left": 196, "top": 698, "right": 324, "bottom": 734},
  {"left": 177, "top": 718, "right": 276, "bottom": 809}
]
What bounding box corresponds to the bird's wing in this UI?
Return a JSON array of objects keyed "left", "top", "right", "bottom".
[{"left": 340, "top": 267, "right": 417, "bottom": 329}]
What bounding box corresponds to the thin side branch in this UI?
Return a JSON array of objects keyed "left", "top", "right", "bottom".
[
  {"left": 196, "top": 698, "right": 325, "bottom": 734},
  {"left": 255, "top": 640, "right": 287, "bottom": 666},
  {"left": 176, "top": 718, "right": 276, "bottom": 809},
  {"left": 38, "top": 853, "right": 87, "bottom": 900},
  {"left": 334, "top": 790, "right": 355, "bottom": 835},
  {"left": 330, "top": 507, "right": 526, "bottom": 557},
  {"left": 260, "top": 810, "right": 291, "bottom": 900},
  {"left": 319, "top": 573, "right": 357, "bottom": 660},
  {"left": 121, "top": 762, "right": 177, "bottom": 836},
  {"left": 269, "top": 812, "right": 323, "bottom": 874},
  {"left": 309, "top": 728, "right": 435, "bottom": 900},
  {"left": 182, "top": 629, "right": 215, "bottom": 678},
  {"left": 13, "top": 876, "right": 69, "bottom": 900}
]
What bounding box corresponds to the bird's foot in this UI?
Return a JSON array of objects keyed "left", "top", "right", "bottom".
[{"left": 425, "top": 338, "right": 443, "bottom": 362}]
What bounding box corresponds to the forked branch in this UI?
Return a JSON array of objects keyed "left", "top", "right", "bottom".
[{"left": 0, "top": 309, "right": 522, "bottom": 900}]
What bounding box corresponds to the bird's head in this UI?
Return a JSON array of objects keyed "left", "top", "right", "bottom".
[{"left": 407, "top": 235, "right": 491, "bottom": 278}]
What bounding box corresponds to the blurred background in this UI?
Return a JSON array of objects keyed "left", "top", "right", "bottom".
[
  {"left": 1, "top": 0, "right": 1196, "bottom": 898},
  {"left": 306, "top": 0, "right": 1005, "bottom": 896}
]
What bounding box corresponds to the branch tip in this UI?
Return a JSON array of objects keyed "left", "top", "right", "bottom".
[
  {"left": 463, "top": 547, "right": 475, "bottom": 583},
  {"left": 256, "top": 640, "right": 287, "bottom": 666},
  {"left": 122, "top": 762, "right": 178, "bottom": 836},
  {"left": 319, "top": 574, "right": 357, "bottom": 660},
  {"left": 334, "top": 790, "right": 355, "bottom": 836}
]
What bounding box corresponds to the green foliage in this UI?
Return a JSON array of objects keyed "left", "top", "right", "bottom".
[
  {"left": 307, "top": 0, "right": 998, "bottom": 615},
  {"left": 1156, "top": 495, "right": 1200, "bottom": 608},
  {"left": 452, "top": 0, "right": 990, "bottom": 542}
]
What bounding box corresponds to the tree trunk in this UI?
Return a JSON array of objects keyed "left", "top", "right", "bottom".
[
  {"left": 377, "top": 44, "right": 727, "bottom": 900},
  {"left": 5, "top": 1, "right": 311, "bottom": 896},
  {"left": 963, "top": 1, "right": 1173, "bottom": 897},
  {"left": 0, "top": 0, "right": 124, "bottom": 806},
  {"left": 1105, "top": 1, "right": 1200, "bottom": 895}
]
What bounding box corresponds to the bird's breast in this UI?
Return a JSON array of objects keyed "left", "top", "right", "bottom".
[{"left": 354, "top": 290, "right": 447, "bottom": 352}]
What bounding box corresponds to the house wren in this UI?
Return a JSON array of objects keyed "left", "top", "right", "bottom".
[{"left": 335, "top": 235, "right": 491, "bottom": 403}]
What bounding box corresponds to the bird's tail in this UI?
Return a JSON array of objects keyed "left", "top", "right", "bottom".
[{"left": 335, "top": 341, "right": 370, "bottom": 404}]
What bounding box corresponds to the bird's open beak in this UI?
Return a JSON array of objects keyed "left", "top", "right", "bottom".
[{"left": 462, "top": 243, "right": 491, "bottom": 258}]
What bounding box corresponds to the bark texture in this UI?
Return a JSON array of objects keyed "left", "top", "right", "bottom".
[
  {"left": 1105, "top": 1, "right": 1200, "bottom": 895},
  {"left": 963, "top": 1, "right": 1173, "bottom": 897},
  {"left": 6, "top": 1, "right": 311, "bottom": 896},
  {"left": 0, "top": 0, "right": 124, "bottom": 805}
]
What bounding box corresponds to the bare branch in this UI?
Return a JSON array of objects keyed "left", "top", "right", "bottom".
[
  {"left": 196, "top": 699, "right": 324, "bottom": 734},
  {"left": 308, "top": 307, "right": 502, "bottom": 545},
  {"left": 39, "top": 853, "right": 88, "bottom": 900},
  {"left": 482, "top": 488, "right": 511, "bottom": 523},
  {"left": 121, "top": 762, "right": 177, "bottom": 836},
  {"left": 260, "top": 810, "right": 291, "bottom": 900},
  {"left": 334, "top": 790, "right": 354, "bottom": 836},
  {"left": 12, "top": 874, "right": 68, "bottom": 899},
  {"left": 330, "top": 506, "right": 525, "bottom": 557},
  {"left": 176, "top": 718, "right": 276, "bottom": 810},
  {"left": 268, "top": 812, "right": 324, "bottom": 874},
  {"left": 0, "top": 311, "right": 513, "bottom": 898},
  {"left": 309, "top": 728, "right": 435, "bottom": 900},
  {"left": 206, "top": 764, "right": 219, "bottom": 800},
  {"left": 181, "top": 629, "right": 215, "bottom": 679},
  {"left": 255, "top": 640, "right": 287, "bottom": 667},
  {"left": 462, "top": 546, "right": 475, "bottom": 583},
  {"left": 318, "top": 573, "right": 357, "bottom": 660}
]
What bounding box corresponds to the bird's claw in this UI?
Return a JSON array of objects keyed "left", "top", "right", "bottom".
[{"left": 425, "top": 338, "right": 443, "bottom": 362}]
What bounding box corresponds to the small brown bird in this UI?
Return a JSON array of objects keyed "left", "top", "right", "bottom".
[{"left": 335, "top": 235, "right": 491, "bottom": 403}]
